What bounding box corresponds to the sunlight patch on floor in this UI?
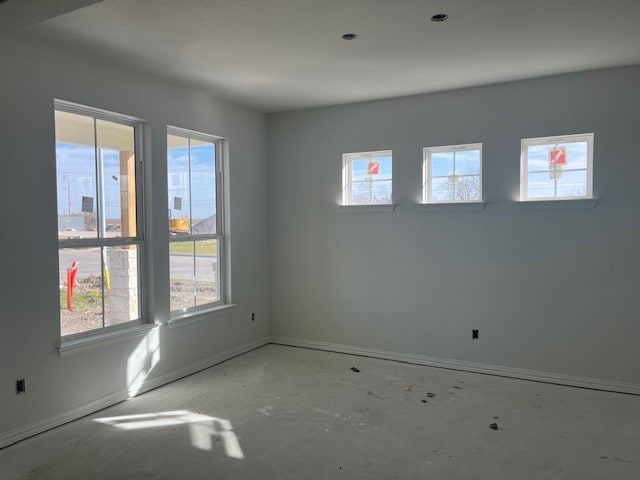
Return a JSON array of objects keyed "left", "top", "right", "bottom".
[{"left": 94, "top": 410, "right": 244, "bottom": 458}]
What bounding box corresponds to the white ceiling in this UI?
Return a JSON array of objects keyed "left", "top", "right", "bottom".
[
  {"left": 26, "top": 0, "right": 640, "bottom": 113},
  {"left": 0, "top": 0, "right": 103, "bottom": 36}
]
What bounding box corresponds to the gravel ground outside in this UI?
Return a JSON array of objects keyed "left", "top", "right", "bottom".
[{"left": 60, "top": 279, "right": 217, "bottom": 336}]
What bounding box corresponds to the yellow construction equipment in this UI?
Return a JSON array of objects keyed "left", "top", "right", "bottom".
[{"left": 168, "top": 210, "right": 189, "bottom": 234}]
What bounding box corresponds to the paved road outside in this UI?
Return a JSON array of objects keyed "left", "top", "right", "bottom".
[{"left": 59, "top": 249, "right": 217, "bottom": 281}]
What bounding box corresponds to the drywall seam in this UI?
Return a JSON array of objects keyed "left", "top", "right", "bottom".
[
  {"left": 270, "top": 336, "right": 640, "bottom": 396},
  {"left": 0, "top": 336, "right": 271, "bottom": 450}
]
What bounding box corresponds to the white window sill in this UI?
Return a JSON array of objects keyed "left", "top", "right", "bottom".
[
  {"left": 58, "top": 323, "right": 159, "bottom": 357},
  {"left": 167, "top": 303, "right": 237, "bottom": 328},
  {"left": 336, "top": 204, "right": 396, "bottom": 213},
  {"left": 516, "top": 198, "right": 598, "bottom": 210},
  {"left": 419, "top": 202, "right": 486, "bottom": 212}
]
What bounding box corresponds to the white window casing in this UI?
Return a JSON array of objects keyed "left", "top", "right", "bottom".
[
  {"left": 520, "top": 133, "right": 594, "bottom": 201},
  {"left": 342, "top": 150, "right": 393, "bottom": 206},
  {"left": 423, "top": 143, "right": 483, "bottom": 204},
  {"left": 167, "top": 126, "right": 229, "bottom": 319}
]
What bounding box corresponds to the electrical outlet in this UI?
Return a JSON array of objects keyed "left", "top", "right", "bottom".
[
  {"left": 251, "top": 312, "right": 255, "bottom": 322},
  {"left": 472, "top": 329, "right": 479, "bottom": 339},
  {"left": 16, "top": 379, "right": 26, "bottom": 395}
]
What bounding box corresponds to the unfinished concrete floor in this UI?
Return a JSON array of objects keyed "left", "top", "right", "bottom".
[{"left": 1, "top": 344, "right": 639, "bottom": 479}]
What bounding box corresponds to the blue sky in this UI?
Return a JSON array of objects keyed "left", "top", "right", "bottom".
[
  {"left": 527, "top": 142, "right": 587, "bottom": 172},
  {"left": 56, "top": 142, "right": 217, "bottom": 220},
  {"left": 350, "top": 155, "right": 392, "bottom": 203},
  {"left": 167, "top": 144, "right": 216, "bottom": 221},
  {"left": 351, "top": 155, "right": 392, "bottom": 181},
  {"left": 56, "top": 143, "right": 120, "bottom": 217},
  {"left": 526, "top": 142, "right": 588, "bottom": 198},
  {"left": 430, "top": 150, "right": 480, "bottom": 177}
]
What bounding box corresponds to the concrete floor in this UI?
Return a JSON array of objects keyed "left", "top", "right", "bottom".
[{"left": 1, "top": 344, "right": 639, "bottom": 480}]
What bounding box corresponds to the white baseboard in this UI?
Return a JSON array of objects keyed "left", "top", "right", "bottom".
[
  {"left": 270, "top": 336, "right": 640, "bottom": 396},
  {"left": 0, "top": 336, "right": 270, "bottom": 450},
  {"left": 125, "top": 336, "right": 269, "bottom": 397},
  {"left": 3, "top": 334, "right": 638, "bottom": 450}
]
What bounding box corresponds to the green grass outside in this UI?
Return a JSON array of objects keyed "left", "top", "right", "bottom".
[
  {"left": 59, "top": 289, "right": 103, "bottom": 311},
  {"left": 169, "top": 240, "right": 217, "bottom": 255},
  {"left": 170, "top": 279, "right": 216, "bottom": 286}
]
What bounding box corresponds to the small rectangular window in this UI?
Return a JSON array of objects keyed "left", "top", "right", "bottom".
[
  {"left": 423, "top": 144, "right": 482, "bottom": 203},
  {"left": 167, "top": 128, "right": 226, "bottom": 315},
  {"left": 342, "top": 150, "right": 392, "bottom": 205},
  {"left": 55, "top": 101, "right": 144, "bottom": 338},
  {"left": 520, "top": 134, "right": 593, "bottom": 201}
]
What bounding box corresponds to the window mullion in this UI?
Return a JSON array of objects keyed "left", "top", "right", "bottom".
[
  {"left": 92, "top": 117, "right": 101, "bottom": 240},
  {"left": 188, "top": 138, "right": 193, "bottom": 235},
  {"left": 427, "top": 152, "right": 433, "bottom": 203},
  {"left": 453, "top": 151, "right": 457, "bottom": 199},
  {"left": 100, "top": 246, "right": 106, "bottom": 329},
  {"left": 216, "top": 140, "right": 223, "bottom": 236},
  {"left": 97, "top": 148, "right": 107, "bottom": 239},
  {"left": 217, "top": 237, "right": 224, "bottom": 302}
]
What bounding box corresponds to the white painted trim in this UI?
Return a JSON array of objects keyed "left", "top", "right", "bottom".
[
  {"left": 58, "top": 324, "right": 159, "bottom": 357},
  {"left": 519, "top": 133, "right": 594, "bottom": 201},
  {"left": 342, "top": 150, "right": 393, "bottom": 206},
  {"left": 423, "top": 143, "right": 483, "bottom": 204},
  {"left": 419, "top": 202, "right": 486, "bottom": 212},
  {"left": 270, "top": 336, "right": 640, "bottom": 396},
  {"left": 0, "top": 391, "right": 126, "bottom": 451},
  {"left": 7, "top": 334, "right": 638, "bottom": 451},
  {"left": 516, "top": 198, "right": 597, "bottom": 210},
  {"left": 167, "top": 304, "right": 237, "bottom": 328},
  {"left": 124, "top": 334, "right": 267, "bottom": 397},
  {"left": 0, "top": 336, "right": 270, "bottom": 450},
  {"left": 336, "top": 204, "right": 396, "bottom": 213}
]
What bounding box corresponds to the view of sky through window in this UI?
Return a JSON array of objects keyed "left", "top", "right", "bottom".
[
  {"left": 167, "top": 142, "right": 216, "bottom": 228},
  {"left": 426, "top": 146, "right": 481, "bottom": 203},
  {"left": 526, "top": 141, "right": 588, "bottom": 199},
  {"left": 344, "top": 151, "right": 392, "bottom": 205}
]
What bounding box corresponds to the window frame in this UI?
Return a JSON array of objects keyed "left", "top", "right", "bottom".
[
  {"left": 55, "top": 99, "right": 147, "bottom": 341},
  {"left": 423, "top": 143, "right": 483, "bottom": 204},
  {"left": 520, "top": 133, "right": 594, "bottom": 201},
  {"left": 342, "top": 150, "right": 393, "bottom": 206},
  {"left": 167, "top": 126, "right": 228, "bottom": 318}
]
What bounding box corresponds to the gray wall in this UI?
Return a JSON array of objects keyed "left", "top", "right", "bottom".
[
  {"left": 268, "top": 67, "right": 640, "bottom": 384},
  {"left": 0, "top": 32, "right": 269, "bottom": 436},
  {"left": 2, "top": 25, "right": 639, "bottom": 443}
]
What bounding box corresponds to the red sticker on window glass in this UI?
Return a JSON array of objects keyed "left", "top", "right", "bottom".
[{"left": 549, "top": 147, "right": 567, "bottom": 166}]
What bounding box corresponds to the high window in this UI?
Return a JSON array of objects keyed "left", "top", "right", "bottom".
[
  {"left": 167, "top": 127, "right": 225, "bottom": 315},
  {"left": 423, "top": 144, "right": 482, "bottom": 203},
  {"left": 342, "top": 150, "right": 393, "bottom": 205},
  {"left": 520, "top": 134, "right": 593, "bottom": 201},
  {"left": 55, "top": 101, "right": 144, "bottom": 338}
]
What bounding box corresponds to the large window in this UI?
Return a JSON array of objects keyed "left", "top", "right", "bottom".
[
  {"left": 167, "top": 127, "right": 225, "bottom": 315},
  {"left": 423, "top": 144, "right": 482, "bottom": 203},
  {"left": 55, "top": 101, "right": 144, "bottom": 338},
  {"left": 342, "top": 150, "right": 393, "bottom": 205},
  {"left": 520, "top": 133, "right": 593, "bottom": 201}
]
